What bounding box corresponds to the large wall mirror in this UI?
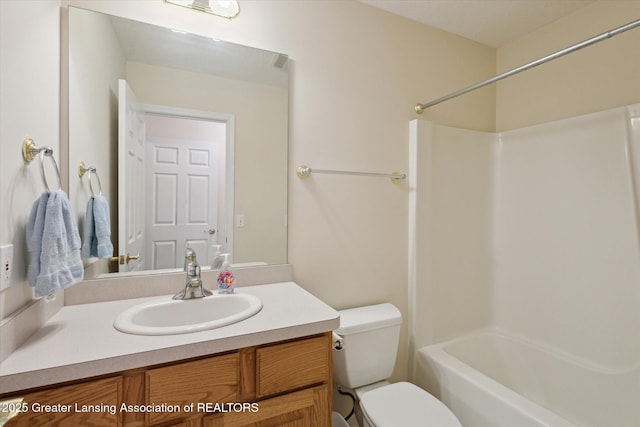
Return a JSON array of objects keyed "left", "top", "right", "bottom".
[{"left": 67, "top": 7, "right": 288, "bottom": 280}]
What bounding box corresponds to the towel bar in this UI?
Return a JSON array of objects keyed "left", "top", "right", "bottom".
[{"left": 296, "top": 165, "right": 406, "bottom": 184}]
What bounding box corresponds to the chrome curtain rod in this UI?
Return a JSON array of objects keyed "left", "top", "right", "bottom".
[
  {"left": 296, "top": 165, "right": 406, "bottom": 184},
  {"left": 415, "top": 18, "right": 640, "bottom": 113}
]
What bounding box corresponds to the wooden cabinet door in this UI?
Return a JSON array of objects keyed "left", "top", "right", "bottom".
[
  {"left": 145, "top": 353, "right": 239, "bottom": 425},
  {"left": 4, "top": 377, "right": 122, "bottom": 427},
  {"left": 203, "top": 385, "right": 330, "bottom": 427},
  {"left": 255, "top": 334, "right": 331, "bottom": 399}
]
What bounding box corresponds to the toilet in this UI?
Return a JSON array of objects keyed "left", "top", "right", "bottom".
[{"left": 332, "top": 303, "right": 462, "bottom": 427}]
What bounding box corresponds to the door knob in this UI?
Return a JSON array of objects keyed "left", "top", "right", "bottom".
[{"left": 205, "top": 228, "right": 216, "bottom": 235}]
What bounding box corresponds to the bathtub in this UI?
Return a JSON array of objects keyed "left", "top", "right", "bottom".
[{"left": 415, "top": 330, "right": 639, "bottom": 427}]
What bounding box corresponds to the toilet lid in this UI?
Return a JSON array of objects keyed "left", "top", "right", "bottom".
[{"left": 360, "top": 382, "right": 462, "bottom": 427}]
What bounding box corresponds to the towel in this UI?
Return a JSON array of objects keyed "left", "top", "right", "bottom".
[
  {"left": 26, "top": 190, "right": 84, "bottom": 297},
  {"left": 81, "top": 195, "right": 114, "bottom": 259}
]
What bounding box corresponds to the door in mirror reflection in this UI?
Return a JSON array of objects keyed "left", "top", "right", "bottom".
[
  {"left": 145, "top": 115, "right": 226, "bottom": 270},
  {"left": 118, "top": 80, "right": 145, "bottom": 273}
]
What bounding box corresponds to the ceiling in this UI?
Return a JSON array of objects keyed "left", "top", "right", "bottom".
[
  {"left": 108, "top": 12, "right": 288, "bottom": 87},
  {"left": 358, "top": 0, "right": 596, "bottom": 48}
]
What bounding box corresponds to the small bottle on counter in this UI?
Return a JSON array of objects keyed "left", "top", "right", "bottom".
[{"left": 216, "top": 254, "right": 235, "bottom": 294}]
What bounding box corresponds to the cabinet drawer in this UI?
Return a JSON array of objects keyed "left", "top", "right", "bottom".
[
  {"left": 5, "top": 377, "right": 122, "bottom": 427},
  {"left": 255, "top": 334, "right": 330, "bottom": 399},
  {"left": 145, "top": 352, "right": 239, "bottom": 425}
]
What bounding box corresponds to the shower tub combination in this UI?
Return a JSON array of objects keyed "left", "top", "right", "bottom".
[
  {"left": 408, "top": 20, "right": 640, "bottom": 427},
  {"left": 409, "top": 102, "right": 640, "bottom": 427},
  {"left": 415, "top": 330, "right": 639, "bottom": 427}
]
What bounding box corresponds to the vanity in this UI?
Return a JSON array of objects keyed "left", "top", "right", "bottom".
[{"left": 0, "top": 282, "right": 339, "bottom": 426}]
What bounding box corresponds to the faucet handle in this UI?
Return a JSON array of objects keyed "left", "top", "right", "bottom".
[
  {"left": 184, "top": 247, "right": 197, "bottom": 271},
  {"left": 186, "top": 261, "right": 201, "bottom": 277}
]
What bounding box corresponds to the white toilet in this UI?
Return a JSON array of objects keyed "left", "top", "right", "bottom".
[{"left": 332, "top": 303, "right": 462, "bottom": 427}]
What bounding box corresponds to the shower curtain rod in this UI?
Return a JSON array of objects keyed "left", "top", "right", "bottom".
[{"left": 415, "top": 18, "right": 640, "bottom": 113}]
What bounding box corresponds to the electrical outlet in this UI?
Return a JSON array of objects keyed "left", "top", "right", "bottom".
[{"left": 1, "top": 244, "right": 14, "bottom": 291}]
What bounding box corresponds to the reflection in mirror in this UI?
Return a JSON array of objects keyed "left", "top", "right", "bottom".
[{"left": 68, "top": 7, "right": 288, "bottom": 280}]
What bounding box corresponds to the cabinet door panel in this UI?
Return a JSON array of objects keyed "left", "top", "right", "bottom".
[
  {"left": 146, "top": 353, "right": 239, "bottom": 425},
  {"left": 256, "top": 335, "right": 330, "bottom": 398},
  {"left": 203, "top": 385, "right": 330, "bottom": 427},
  {"left": 5, "top": 377, "right": 122, "bottom": 427}
]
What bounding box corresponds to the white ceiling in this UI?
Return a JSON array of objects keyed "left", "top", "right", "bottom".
[
  {"left": 108, "top": 13, "right": 288, "bottom": 87},
  {"left": 358, "top": 0, "right": 596, "bottom": 48}
]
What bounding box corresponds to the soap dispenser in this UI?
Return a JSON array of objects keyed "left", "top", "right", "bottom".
[
  {"left": 216, "top": 254, "right": 235, "bottom": 294},
  {"left": 210, "top": 244, "right": 223, "bottom": 269}
]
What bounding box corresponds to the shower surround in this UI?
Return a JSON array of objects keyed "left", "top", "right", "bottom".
[{"left": 409, "top": 104, "right": 640, "bottom": 427}]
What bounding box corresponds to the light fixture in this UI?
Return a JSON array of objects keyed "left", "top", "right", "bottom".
[{"left": 164, "top": 0, "right": 240, "bottom": 19}]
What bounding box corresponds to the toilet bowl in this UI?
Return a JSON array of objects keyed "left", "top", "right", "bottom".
[
  {"left": 333, "top": 303, "right": 461, "bottom": 427},
  {"left": 360, "top": 382, "right": 461, "bottom": 427}
]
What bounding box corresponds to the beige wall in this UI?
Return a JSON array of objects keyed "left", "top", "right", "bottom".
[
  {"left": 68, "top": 7, "right": 125, "bottom": 277},
  {"left": 496, "top": 0, "right": 640, "bottom": 131},
  {"left": 0, "top": 0, "right": 61, "bottom": 318}
]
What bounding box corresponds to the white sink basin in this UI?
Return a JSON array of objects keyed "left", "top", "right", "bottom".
[{"left": 114, "top": 292, "right": 262, "bottom": 335}]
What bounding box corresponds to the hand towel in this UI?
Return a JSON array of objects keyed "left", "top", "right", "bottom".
[
  {"left": 27, "top": 190, "right": 84, "bottom": 297},
  {"left": 81, "top": 195, "right": 114, "bottom": 259},
  {"left": 26, "top": 192, "right": 49, "bottom": 287}
]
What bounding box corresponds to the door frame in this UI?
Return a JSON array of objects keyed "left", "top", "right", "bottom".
[{"left": 142, "top": 103, "right": 235, "bottom": 261}]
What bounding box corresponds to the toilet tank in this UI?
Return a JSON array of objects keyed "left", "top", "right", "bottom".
[{"left": 333, "top": 303, "right": 402, "bottom": 389}]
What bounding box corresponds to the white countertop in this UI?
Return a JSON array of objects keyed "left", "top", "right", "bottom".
[{"left": 0, "top": 282, "right": 339, "bottom": 394}]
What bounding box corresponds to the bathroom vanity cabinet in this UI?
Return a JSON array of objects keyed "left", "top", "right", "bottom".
[{"left": 1, "top": 333, "right": 332, "bottom": 427}]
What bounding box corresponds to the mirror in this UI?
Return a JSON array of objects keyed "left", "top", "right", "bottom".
[{"left": 67, "top": 7, "right": 288, "bottom": 279}]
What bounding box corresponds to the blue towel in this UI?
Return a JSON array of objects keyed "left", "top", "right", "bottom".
[
  {"left": 81, "top": 195, "right": 114, "bottom": 259},
  {"left": 26, "top": 190, "right": 83, "bottom": 297}
]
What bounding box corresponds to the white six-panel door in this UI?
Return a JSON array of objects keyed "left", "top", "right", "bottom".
[{"left": 144, "top": 137, "right": 220, "bottom": 270}]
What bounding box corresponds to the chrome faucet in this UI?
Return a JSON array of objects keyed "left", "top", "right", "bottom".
[{"left": 173, "top": 249, "right": 213, "bottom": 300}]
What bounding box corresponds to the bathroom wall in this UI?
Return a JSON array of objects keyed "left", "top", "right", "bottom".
[
  {"left": 0, "top": 0, "right": 62, "bottom": 318},
  {"left": 0, "top": 0, "right": 495, "bottom": 381},
  {"left": 68, "top": 8, "right": 125, "bottom": 277},
  {"left": 496, "top": 0, "right": 640, "bottom": 131}
]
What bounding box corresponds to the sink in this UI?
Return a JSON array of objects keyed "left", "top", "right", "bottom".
[{"left": 114, "top": 292, "right": 262, "bottom": 335}]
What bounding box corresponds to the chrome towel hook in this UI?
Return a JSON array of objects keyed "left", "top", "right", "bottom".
[{"left": 22, "top": 138, "right": 62, "bottom": 192}]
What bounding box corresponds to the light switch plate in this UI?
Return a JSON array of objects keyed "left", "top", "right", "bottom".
[{"left": 236, "top": 214, "right": 245, "bottom": 228}]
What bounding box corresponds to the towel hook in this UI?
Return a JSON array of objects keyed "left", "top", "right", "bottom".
[
  {"left": 78, "top": 161, "right": 103, "bottom": 196},
  {"left": 22, "top": 138, "right": 62, "bottom": 191}
]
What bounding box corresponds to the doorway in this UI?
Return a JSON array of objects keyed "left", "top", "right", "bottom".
[{"left": 143, "top": 110, "right": 232, "bottom": 270}]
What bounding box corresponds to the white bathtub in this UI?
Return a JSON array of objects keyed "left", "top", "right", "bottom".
[{"left": 415, "top": 330, "right": 640, "bottom": 427}]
